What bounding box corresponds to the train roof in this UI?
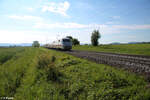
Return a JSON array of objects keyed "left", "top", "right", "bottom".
[{"left": 62, "top": 37, "right": 70, "bottom": 39}]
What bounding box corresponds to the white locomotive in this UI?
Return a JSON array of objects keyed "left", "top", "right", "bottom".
[{"left": 45, "top": 38, "right": 72, "bottom": 50}]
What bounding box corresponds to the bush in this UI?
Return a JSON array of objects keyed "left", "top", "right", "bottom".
[
  {"left": 37, "top": 54, "right": 52, "bottom": 69},
  {"left": 66, "top": 36, "right": 80, "bottom": 45},
  {"left": 32, "top": 41, "right": 40, "bottom": 47},
  {"left": 37, "top": 54, "right": 61, "bottom": 81},
  {"left": 72, "top": 38, "right": 80, "bottom": 45}
]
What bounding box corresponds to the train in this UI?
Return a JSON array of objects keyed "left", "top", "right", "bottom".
[{"left": 44, "top": 38, "right": 72, "bottom": 50}]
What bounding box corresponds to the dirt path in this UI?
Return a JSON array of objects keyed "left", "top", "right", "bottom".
[{"left": 63, "top": 50, "right": 150, "bottom": 80}]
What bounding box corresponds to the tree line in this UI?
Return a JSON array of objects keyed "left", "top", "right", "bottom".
[
  {"left": 32, "top": 30, "right": 101, "bottom": 47},
  {"left": 66, "top": 30, "right": 101, "bottom": 46}
]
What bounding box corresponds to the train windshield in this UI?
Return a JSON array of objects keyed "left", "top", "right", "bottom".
[{"left": 62, "top": 39, "right": 71, "bottom": 42}]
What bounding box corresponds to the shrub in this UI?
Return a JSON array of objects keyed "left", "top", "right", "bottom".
[
  {"left": 37, "top": 54, "right": 52, "bottom": 69},
  {"left": 37, "top": 54, "right": 61, "bottom": 81},
  {"left": 32, "top": 41, "right": 40, "bottom": 48}
]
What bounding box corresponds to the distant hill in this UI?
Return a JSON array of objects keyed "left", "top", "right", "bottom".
[
  {"left": 109, "top": 42, "right": 150, "bottom": 45},
  {"left": 128, "top": 42, "right": 150, "bottom": 44},
  {"left": 0, "top": 43, "right": 32, "bottom": 47},
  {"left": 128, "top": 42, "right": 140, "bottom": 44},
  {"left": 0, "top": 43, "right": 11, "bottom": 46},
  {"left": 110, "top": 42, "right": 121, "bottom": 45}
]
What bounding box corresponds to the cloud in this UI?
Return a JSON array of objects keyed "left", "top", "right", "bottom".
[
  {"left": 26, "top": 7, "right": 34, "bottom": 12},
  {"left": 33, "top": 22, "right": 121, "bottom": 34},
  {"left": 9, "top": 15, "right": 43, "bottom": 21},
  {"left": 33, "top": 22, "right": 150, "bottom": 36},
  {"left": 41, "top": 1, "right": 70, "bottom": 17},
  {"left": 1, "top": 24, "right": 150, "bottom": 44},
  {"left": 33, "top": 21, "right": 150, "bottom": 30},
  {"left": 105, "top": 21, "right": 114, "bottom": 24},
  {"left": 112, "top": 16, "right": 120, "bottom": 19},
  {"left": 0, "top": 30, "right": 55, "bottom": 43},
  {"left": 112, "top": 25, "right": 150, "bottom": 30},
  {"left": 34, "top": 22, "right": 88, "bottom": 29}
]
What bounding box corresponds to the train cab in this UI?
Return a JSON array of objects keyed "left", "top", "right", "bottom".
[{"left": 61, "top": 38, "right": 72, "bottom": 50}]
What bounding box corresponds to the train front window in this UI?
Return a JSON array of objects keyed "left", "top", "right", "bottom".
[{"left": 63, "top": 39, "right": 70, "bottom": 42}]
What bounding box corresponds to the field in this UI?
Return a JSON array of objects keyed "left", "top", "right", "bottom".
[
  {"left": 73, "top": 44, "right": 150, "bottom": 56},
  {"left": 0, "top": 47, "right": 150, "bottom": 100}
]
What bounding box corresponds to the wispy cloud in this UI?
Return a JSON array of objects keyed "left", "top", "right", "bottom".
[
  {"left": 8, "top": 15, "right": 43, "bottom": 21},
  {"left": 34, "top": 22, "right": 87, "bottom": 29},
  {"left": 0, "top": 30, "right": 55, "bottom": 43},
  {"left": 105, "top": 21, "right": 118, "bottom": 25},
  {"left": 112, "top": 16, "right": 120, "bottom": 19},
  {"left": 41, "top": 1, "right": 70, "bottom": 17},
  {"left": 112, "top": 25, "right": 150, "bottom": 30},
  {"left": 26, "top": 7, "right": 34, "bottom": 12},
  {"left": 33, "top": 21, "right": 150, "bottom": 30}
]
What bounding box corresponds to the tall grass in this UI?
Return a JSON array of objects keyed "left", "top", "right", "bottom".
[
  {"left": 0, "top": 48, "right": 38, "bottom": 97},
  {"left": 15, "top": 51, "right": 65, "bottom": 100},
  {"left": 0, "top": 47, "right": 25, "bottom": 64}
]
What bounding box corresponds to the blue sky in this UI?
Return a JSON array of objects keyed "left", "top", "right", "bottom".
[{"left": 0, "top": 0, "right": 150, "bottom": 44}]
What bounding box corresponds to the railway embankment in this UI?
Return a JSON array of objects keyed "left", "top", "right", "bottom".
[{"left": 64, "top": 50, "right": 150, "bottom": 80}]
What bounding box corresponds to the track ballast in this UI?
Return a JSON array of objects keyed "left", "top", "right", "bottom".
[{"left": 64, "top": 50, "right": 150, "bottom": 80}]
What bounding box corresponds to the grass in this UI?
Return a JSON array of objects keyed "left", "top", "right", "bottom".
[
  {"left": 73, "top": 44, "right": 150, "bottom": 56},
  {"left": 0, "top": 47, "right": 25, "bottom": 65},
  {"left": 0, "top": 47, "right": 150, "bottom": 100}
]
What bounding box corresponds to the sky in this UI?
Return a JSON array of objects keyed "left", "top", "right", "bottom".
[{"left": 0, "top": 0, "right": 150, "bottom": 44}]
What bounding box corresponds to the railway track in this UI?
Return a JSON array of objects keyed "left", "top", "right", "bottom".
[{"left": 63, "top": 50, "right": 150, "bottom": 80}]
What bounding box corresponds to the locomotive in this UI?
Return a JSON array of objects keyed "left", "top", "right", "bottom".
[{"left": 45, "top": 38, "right": 72, "bottom": 50}]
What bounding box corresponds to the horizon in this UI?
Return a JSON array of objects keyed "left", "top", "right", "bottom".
[
  {"left": 0, "top": 0, "right": 150, "bottom": 44},
  {"left": 0, "top": 41, "right": 149, "bottom": 46}
]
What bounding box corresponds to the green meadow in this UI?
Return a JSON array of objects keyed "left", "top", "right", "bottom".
[
  {"left": 0, "top": 47, "right": 150, "bottom": 100},
  {"left": 73, "top": 44, "right": 150, "bottom": 56}
]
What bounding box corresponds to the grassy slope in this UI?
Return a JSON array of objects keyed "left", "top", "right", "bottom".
[
  {"left": 73, "top": 44, "right": 150, "bottom": 56},
  {"left": 0, "top": 47, "right": 150, "bottom": 100},
  {"left": 0, "top": 47, "right": 25, "bottom": 65},
  {"left": 0, "top": 47, "right": 39, "bottom": 97}
]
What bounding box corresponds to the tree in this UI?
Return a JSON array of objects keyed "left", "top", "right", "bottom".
[
  {"left": 66, "top": 36, "right": 80, "bottom": 45},
  {"left": 91, "top": 30, "right": 101, "bottom": 46},
  {"left": 32, "top": 41, "right": 40, "bottom": 47},
  {"left": 66, "top": 36, "right": 73, "bottom": 40},
  {"left": 72, "top": 38, "right": 80, "bottom": 45}
]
